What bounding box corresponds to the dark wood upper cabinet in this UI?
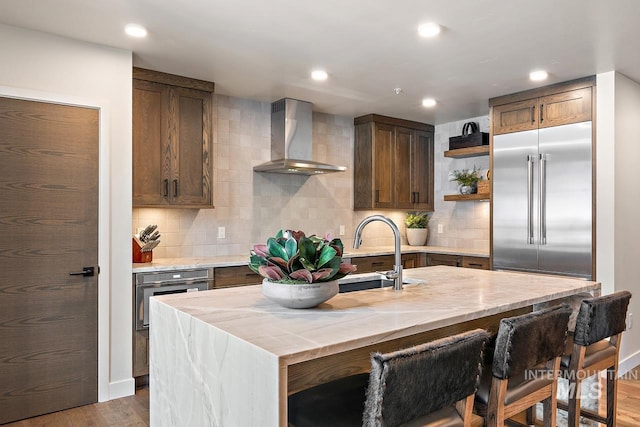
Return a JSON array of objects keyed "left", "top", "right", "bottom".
[
  {"left": 354, "top": 115, "right": 434, "bottom": 211},
  {"left": 133, "top": 68, "right": 214, "bottom": 208},
  {"left": 491, "top": 77, "right": 594, "bottom": 135}
]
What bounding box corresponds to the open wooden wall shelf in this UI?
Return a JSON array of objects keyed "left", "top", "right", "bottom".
[
  {"left": 444, "top": 193, "right": 490, "bottom": 201},
  {"left": 444, "top": 145, "right": 490, "bottom": 158}
]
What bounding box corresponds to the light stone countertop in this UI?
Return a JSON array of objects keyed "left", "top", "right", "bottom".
[
  {"left": 152, "top": 266, "right": 598, "bottom": 364},
  {"left": 133, "top": 245, "right": 489, "bottom": 273}
]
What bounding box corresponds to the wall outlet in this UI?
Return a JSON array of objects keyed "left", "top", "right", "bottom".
[
  {"left": 339, "top": 225, "right": 345, "bottom": 236},
  {"left": 627, "top": 312, "right": 633, "bottom": 330},
  {"left": 218, "top": 226, "right": 226, "bottom": 239},
  {"left": 437, "top": 223, "right": 444, "bottom": 234}
]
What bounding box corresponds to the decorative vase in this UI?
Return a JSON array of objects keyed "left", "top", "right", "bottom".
[
  {"left": 406, "top": 228, "right": 429, "bottom": 246},
  {"left": 261, "top": 279, "right": 339, "bottom": 309},
  {"left": 458, "top": 183, "right": 477, "bottom": 195}
]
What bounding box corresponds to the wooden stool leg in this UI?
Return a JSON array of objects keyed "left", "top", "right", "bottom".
[
  {"left": 486, "top": 378, "right": 507, "bottom": 427},
  {"left": 567, "top": 377, "right": 582, "bottom": 427},
  {"left": 606, "top": 367, "right": 617, "bottom": 427}
]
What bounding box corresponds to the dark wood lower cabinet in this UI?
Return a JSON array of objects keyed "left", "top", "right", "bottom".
[
  {"left": 426, "top": 253, "right": 490, "bottom": 270},
  {"left": 213, "top": 265, "right": 262, "bottom": 288},
  {"left": 351, "top": 254, "right": 423, "bottom": 274},
  {"left": 426, "top": 253, "right": 461, "bottom": 267},
  {"left": 133, "top": 330, "right": 149, "bottom": 382},
  {"left": 461, "top": 256, "right": 490, "bottom": 270}
]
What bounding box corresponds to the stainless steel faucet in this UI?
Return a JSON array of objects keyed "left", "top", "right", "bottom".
[{"left": 353, "top": 215, "right": 403, "bottom": 291}]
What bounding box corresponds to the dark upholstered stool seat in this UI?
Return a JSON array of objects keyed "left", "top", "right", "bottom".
[
  {"left": 560, "top": 333, "right": 617, "bottom": 370},
  {"left": 475, "top": 365, "right": 553, "bottom": 415}
]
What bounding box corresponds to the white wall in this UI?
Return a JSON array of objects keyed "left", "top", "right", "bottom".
[
  {"left": 596, "top": 71, "right": 640, "bottom": 371},
  {"left": 430, "top": 115, "right": 490, "bottom": 250},
  {"left": 0, "top": 24, "right": 133, "bottom": 400}
]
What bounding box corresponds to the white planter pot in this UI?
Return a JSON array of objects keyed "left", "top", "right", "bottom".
[
  {"left": 406, "top": 228, "right": 428, "bottom": 246},
  {"left": 261, "top": 279, "right": 339, "bottom": 309}
]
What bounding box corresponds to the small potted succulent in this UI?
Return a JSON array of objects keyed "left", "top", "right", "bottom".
[
  {"left": 404, "top": 212, "right": 430, "bottom": 246},
  {"left": 451, "top": 166, "right": 481, "bottom": 194},
  {"left": 249, "top": 230, "right": 357, "bottom": 308}
]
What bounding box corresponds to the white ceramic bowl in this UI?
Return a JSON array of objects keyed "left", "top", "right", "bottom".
[{"left": 261, "top": 279, "right": 339, "bottom": 309}]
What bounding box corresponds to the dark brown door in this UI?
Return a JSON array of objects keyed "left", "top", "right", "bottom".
[{"left": 0, "top": 96, "right": 99, "bottom": 424}]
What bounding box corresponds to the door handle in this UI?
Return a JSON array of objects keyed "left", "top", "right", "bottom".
[
  {"left": 163, "top": 179, "right": 169, "bottom": 198},
  {"left": 173, "top": 179, "right": 178, "bottom": 197},
  {"left": 539, "top": 153, "right": 547, "bottom": 245},
  {"left": 531, "top": 105, "right": 535, "bottom": 125},
  {"left": 69, "top": 266, "right": 95, "bottom": 277},
  {"left": 527, "top": 154, "right": 535, "bottom": 244},
  {"left": 540, "top": 104, "right": 544, "bottom": 123}
]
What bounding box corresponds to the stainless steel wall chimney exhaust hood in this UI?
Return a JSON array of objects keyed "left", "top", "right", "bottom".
[{"left": 253, "top": 98, "right": 346, "bottom": 175}]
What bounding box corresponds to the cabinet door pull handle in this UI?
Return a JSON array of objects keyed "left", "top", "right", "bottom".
[
  {"left": 163, "top": 179, "right": 169, "bottom": 198},
  {"left": 531, "top": 105, "right": 535, "bottom": 124},
  {"left": 539, "top": 104, "right": 544, "bottom": 122},
  {"left": 415, "top": 192, "right": 419, "bottom": 204},
  {"left": 375, "top": 190, "right": 380, "bottom": 203},
  {"left": 173, "top": 179, "right": 178, "bottom": 197}
]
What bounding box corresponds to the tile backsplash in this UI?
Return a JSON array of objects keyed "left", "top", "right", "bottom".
[{"left": 132, "top": 95, "right": 490, "bottom": 258}]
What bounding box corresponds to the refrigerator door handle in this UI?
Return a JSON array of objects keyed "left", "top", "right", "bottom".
[
  {"left": 539, "top": 153, "right": 547, "bottom": 245},
  {"left": 527, "top": 154, "right": 535, "bottom": 244}
]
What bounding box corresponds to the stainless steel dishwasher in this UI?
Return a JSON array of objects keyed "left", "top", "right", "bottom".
[
  {"left": 134, "top": 268, "right": 213, "bottom": 330},
  {"left": 133, "top": 268, "right": 213, "bottom": 380}
]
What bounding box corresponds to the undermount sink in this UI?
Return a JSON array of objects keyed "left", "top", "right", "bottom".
[{"left": 338, "top": 274, "right": 424, "bottom": 293}]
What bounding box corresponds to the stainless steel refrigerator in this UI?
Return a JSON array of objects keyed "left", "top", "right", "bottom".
[{"left": 492, "top": 121, "right": 593, "bottom": 279}]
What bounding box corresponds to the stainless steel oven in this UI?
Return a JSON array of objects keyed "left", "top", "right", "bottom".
[{"left": 134, "top": 268, "right": 213, "bottom": 330}]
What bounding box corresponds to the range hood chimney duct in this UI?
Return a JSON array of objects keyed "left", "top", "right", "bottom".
[{"left": 253, "top": 98, "right": 346, "bottom": 175}]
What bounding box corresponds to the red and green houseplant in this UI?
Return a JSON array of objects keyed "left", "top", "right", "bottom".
[{"left": 249, "top": 230, "right": 357, "bottom": 308}]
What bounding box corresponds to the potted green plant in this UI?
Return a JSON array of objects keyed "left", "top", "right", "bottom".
[
  {"left": 404, "top": 212, "right": 430, "bottom": 246},
  {"left": 249, "top": 229, "right": 357, "bottom": 308},
  {"left": 451, "top": 166, "right": 481, "bottom": 194}
]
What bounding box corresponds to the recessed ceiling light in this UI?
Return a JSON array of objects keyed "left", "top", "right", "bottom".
[
  {"left": 529, "top": 70, "right": 548, "bottom": 81},
  {"left": 422, "top": 98, "right": 437, "bottom": 108},
  {"left": 418, "top": 22, "right": 441, "bottom": 38},
  {"left": 311, "top": 70, "right": 328, "bottom": 81},
  {"left": 125, "top": 23, "right": 148, "bottom": 38}
]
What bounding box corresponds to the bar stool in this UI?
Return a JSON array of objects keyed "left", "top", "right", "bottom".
[
  {"left": 558, "top": 290, "right": 631, "bottom": 427},
  {"left": 288, "top": 328, "right": 490, "bottom": 427},
  {"left": 474, "top": 304, "right": 572, "bottom": 427}
]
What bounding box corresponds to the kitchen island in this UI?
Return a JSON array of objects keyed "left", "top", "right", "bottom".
[{"left": 149, "top": 266, "right": 600, "bottom": 427}]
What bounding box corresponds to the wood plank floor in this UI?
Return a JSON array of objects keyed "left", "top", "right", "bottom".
[
  {"left": 1, "top": 388, "right": 149, "bottom": 427},
  {"left": 2, "top": 369, "right": 639, "bottom": 426}
]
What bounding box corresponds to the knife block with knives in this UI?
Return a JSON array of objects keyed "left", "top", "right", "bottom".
[{"left": 133, "top": 224, "right": 161, "bottom": 263}]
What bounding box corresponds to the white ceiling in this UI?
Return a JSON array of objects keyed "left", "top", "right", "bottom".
[{"left": 1, "top": 0, "right": 639, "bottom": 124}]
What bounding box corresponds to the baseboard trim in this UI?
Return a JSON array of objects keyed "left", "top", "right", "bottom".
[
  {"left": 104, "top": 378, "right": 135, "bottom": 402},
  {"left": 618, "top": 350, "right": 640, "bottom": 378}
]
